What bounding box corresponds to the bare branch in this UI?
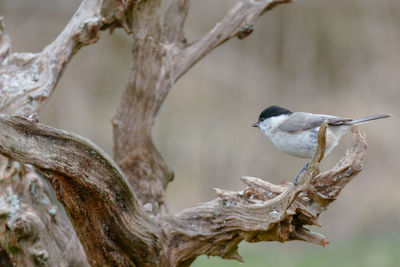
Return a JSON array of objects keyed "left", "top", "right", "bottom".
[
  {"left": 0, "top": 0, "right": 139, "bottom": 115},
  {"left": 111, "top": 0, "right": 291, "bottom": 213},
  {"left": 311, "top": 126, "right": 366, "bottom": 202},
  {"left": 0, "top": 118, "right": 367, "bottom": 266},
  {"left": 0, "top": 114, "right": 161, "bottom": 266},
  {"left": 0, "top": 17, "right": 10, "bottom": 63},
  {"left": 0, "top": 3, "right": 144, "bottom": 264},
  {"left": 160, "top": 123, "right": 323, "bottom": 265},
  {"left": 112, "top": 0, "right": 175, "bottom": 214},
  {"left": 173, "top": 0, "right": 291, "bottom": 80},
  {"left": 0, "top": 1, "right": 371, "bottom": 266},
  {"left": 159, "top": 124, "right": 367, "bottom": 266}
]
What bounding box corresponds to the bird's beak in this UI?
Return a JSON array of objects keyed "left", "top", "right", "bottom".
[{"left": 251, "top": 122, "right": 258, "bottom": 127}]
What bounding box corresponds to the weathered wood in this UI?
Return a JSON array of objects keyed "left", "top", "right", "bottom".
[
  {"left": 0, "top": 1, "right": 150, "bottom": 265},
  {"left": 0, "top": 155, "right": 89, "bottom": 267},
  {"left": 0, "top": 114, "right": 367, "bottom": 266},
  {"left": 0, "top": 115, "right": 161, "bottom": 266},
  {"left": 0, "top": 0, "right": 371, "bottom": 266},
  {"left": 112, "top": 0, "right": 175, "bottom": 214},
  {"left": 160, "top": 126, "right": 366, "bottom": 266},
  {"left": 112, "top": 0, "right": 291, "bottom": 214},
  {"left": 0, "top": 0, "right": 136, "bottom": 115}
]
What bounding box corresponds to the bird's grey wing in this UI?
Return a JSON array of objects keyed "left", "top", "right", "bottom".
[{"left": 278, "top": 112, "right": 352, "bottom": 133}]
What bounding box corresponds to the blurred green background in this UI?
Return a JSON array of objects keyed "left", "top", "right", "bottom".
[
  {"left": 1, "top": 0, "right": 399, "bottom": 266},
  {"left": 192, "top": 234, "right": 400, "bottom": 267}
]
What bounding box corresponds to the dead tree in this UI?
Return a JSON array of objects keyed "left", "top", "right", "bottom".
[{"left": 0, "top": 1, "right": 367, "bottom": 266}]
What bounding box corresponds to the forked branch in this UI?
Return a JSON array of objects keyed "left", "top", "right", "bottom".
[
  {"left": 111, "top": 0, "right": 292, "bottom": 213},
  {"left": 173, "top": 0, "right": 292, "bottom": 80},
  {"left": 160, "top": 125, "right": 366, "bottom": 266},
  {"left": 0, "top": 115, "right": 367, "bottom": 266},
  {"left": 0, "top": 0, "right": 370, "bottom": 266},
  {"left": 0, "top": 0, "right": 137, "bottom": 115}
]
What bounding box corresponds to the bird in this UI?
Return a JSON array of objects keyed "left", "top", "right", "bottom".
[{"left": 252, "top": 105, "right": 391, "bottom": 183}]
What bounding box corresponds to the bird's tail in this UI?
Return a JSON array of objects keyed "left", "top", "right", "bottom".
[{"left": 350, "top": 114, "right": 392, "bottom": 125}]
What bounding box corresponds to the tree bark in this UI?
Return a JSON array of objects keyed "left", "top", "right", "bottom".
[
  {"left": 0, "top": 114, "right": 366, "bottom": 266},
  {"left": 0, "top": 0, "right": 370, "bottom": 266}
]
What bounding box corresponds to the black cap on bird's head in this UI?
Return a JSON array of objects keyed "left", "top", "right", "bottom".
[{"left": 252, "top": 105, "right": 292, "bottom": 127}]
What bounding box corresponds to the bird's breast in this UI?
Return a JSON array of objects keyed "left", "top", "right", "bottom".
[{"left": 268, "top": 129, "right": 319, "bottom": 158}]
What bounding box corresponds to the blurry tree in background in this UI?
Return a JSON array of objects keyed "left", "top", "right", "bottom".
[{"left": 0, "top": 0, "right": 398, "bottom": 266}]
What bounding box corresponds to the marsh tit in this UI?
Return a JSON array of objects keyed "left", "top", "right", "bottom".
[{"left": 252, "top": 105, "right": 391, "bottom": 159}]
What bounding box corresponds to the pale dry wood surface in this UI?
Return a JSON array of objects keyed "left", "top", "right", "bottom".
[{"left": 0, "top": 0, "right": 368, "bottom": 266}]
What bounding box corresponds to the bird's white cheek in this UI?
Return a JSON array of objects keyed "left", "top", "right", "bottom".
[
  {"left": 259, "top": 124, "right": 269, "bottom": 132},
  {"left": 259, "top": 123, "right": 272, "bottom": 138}
]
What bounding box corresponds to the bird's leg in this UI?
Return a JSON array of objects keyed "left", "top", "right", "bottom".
[{"left": 293, "top": 162, "right": 309, "bottom": 185}]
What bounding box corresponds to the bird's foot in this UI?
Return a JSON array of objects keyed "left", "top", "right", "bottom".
[{"left": 293, "top": 162, "right": 309, "bottom": 186}]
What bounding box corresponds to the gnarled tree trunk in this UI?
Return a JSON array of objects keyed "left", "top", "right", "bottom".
[{"left": 0, "top": 1, "right": 367, "bottom": 266}]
